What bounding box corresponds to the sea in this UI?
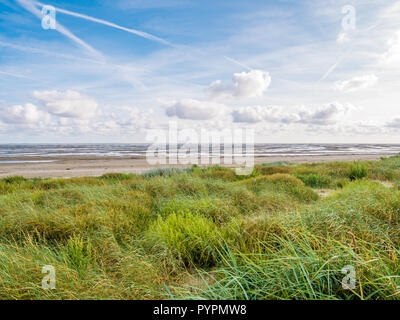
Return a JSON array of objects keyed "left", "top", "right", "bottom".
[{"left": 0, "top": 144, "right": 399, "bottom": 163}]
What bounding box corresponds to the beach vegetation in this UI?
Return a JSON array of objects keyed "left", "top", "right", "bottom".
[
  {"left": 348, "top": 162, "right": 368, "bottom": 181},
  {"left": 0, "top": 157, "right": 399, "bottom": 299}
]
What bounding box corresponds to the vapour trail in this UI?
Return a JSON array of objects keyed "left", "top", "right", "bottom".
[
  {"left": 320, "top": 2, "right": 399, "bottom": 82},
  {"left": 35, "top": 1, "right": 251, "bottom": 71},
  {"left": 35, "top": 1, "right": 173, "bottom": 47},
  {"left": 16, "top": 0, "right": 103, "bottom": 58},
  {"left": 223, "top": 56, "right": 252, "bottom": 71},
  {"left": 0, "top": 70, "right": 35, "bottom": 80}
]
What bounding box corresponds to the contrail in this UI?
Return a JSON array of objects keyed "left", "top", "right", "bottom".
[
  {"left": 16, "top": 0, "right": 103, "bottom": 58},
  {"left": 223, "top": 56, "right": 252, "bottom": 71},
  {"left": 320, "top": 2, "right": 398, "bottom": 82},
  {"left": 0, "top": 40, "right": 102, "bottom": 63},
  {"left": 24, "top": 1, "right": 251, "bottom": 72},
  {"left": 0, "top": 70, "right": 35, "bottom": 80},
  {"left": 319, "top": 48, "right": 353, "bottom": 81},
  {"left": 35, "top": 1, "right": 172, "bottom": 46},
  {"left": 0, "top": 40, "right": 146, "bottom": 88},
  {"left": 15, "top": 0, "right": 258, "bottom": 88},
  {"left": 320, "top": 61, "right": 340, "bottom": 81}
]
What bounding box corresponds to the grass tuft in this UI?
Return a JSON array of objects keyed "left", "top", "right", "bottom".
[{"left": 348, "top": 162, "right": 368, "bottom": 181}]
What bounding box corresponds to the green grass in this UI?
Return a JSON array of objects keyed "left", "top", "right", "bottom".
[
  {"left": 0, "top": 157, "right": 400, "bottom": 299},
  {"left": 295, "top": 173, "right": 331, "bottom": 188},
  {"left": 348, "top": 162, "right": 368, "bottom": 181}
]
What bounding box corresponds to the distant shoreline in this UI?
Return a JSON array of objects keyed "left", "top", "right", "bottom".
[{"left": 0, "top": 153, "right": 395, "bottom": 178}]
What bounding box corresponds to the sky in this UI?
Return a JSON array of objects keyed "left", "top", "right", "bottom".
[{"left": 0, "top": 0, "right": 399, "bottom": 143}]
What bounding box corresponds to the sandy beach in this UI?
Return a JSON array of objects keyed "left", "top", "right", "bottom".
[{"left": 0, "top": 153, "right": 394, "bottom": 178}]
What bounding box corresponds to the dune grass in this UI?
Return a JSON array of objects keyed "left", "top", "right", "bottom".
[{"left": 0, "top": 158, "right": 400, "bottom": 299}]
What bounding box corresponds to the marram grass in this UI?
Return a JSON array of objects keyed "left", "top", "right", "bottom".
[{"left": 0, "top": 158, "right": 400, "bottom": 299}]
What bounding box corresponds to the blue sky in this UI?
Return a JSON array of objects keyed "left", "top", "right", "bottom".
[{"left": 0, "top": 0, "right": 399, "bottom": 143}]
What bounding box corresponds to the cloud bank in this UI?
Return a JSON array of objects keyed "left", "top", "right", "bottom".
[{"left": 232, "top": 103, "right": 351, "bottom": 126}]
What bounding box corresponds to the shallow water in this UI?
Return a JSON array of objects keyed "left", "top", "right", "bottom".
[{"left": 0, "top": 144, "right": 399, "bottom": 158}]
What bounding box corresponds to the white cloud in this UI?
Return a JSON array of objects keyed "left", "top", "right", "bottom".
[
  {"left": 232, "top": 106, "right": 297, "bottom": 123},
  {"left": 232, "top": 106, "right": 266, "bottom": 123},
  {"left": 334, "top": 74, "right": 378, "bottom": 92},
  {"left": 118, "top": 107, "right": 157, "bottom": 131},
  {"left": 32, "top": 90, "right": 98, "bottom": 118},
  {"left": 232, "top": 102, "right": 350, "bottom": 126},
  {"left": 0, "top": 121, "right": 7, "bottom": 131},
  {"left": 165, "top": 99, "right": 226, "bottom": 120},
  {"left": 207, "top": 69, "right": 271, "bottom": 99},
  {"left": 1, "top": 103, "right": 50, "bottom": 125},
  {"left": 386, "top": 118, "right": 400, "bottom": 129},
  {"left": 304, "top": 121, "right": 387, "bottom": 136},
  {"left": 297, "top": 103, "right": 351, "bottom": 125}
]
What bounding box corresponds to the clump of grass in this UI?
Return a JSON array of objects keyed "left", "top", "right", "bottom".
[
  {"left": 199, "top": 167, "right": 237, "bottom": 181},
  {"left": 255, "top": 165, "right": 293, "bottom": 176},
  {"left": 62, "top": 235, "right": 95, "bottom": 273},
  {"left": 229, "top": 187, "right": 260, "bottom": 213},
  {"left": 154, "top": 196, "right": 239, "bottom": 224},
  {"left": 304, "top": 180, "right": 400, "bottom": 244},
  {"left": 148, "top": 212, "right": 221, "bottom": 268},
  {"left": 296, "top": 173, "right": 331, "bottom": 188},
  {"left": 261, "top": 161, "right": 293, "bottom": 167},
  {"left": 2, "top": 176, "right": 27, "bottom": 184},
  {"left": 36, "top": 178, "right": 67, "bottom": 190},
  {"left": 141, "top": 167, "right": 188, "bottom": 178},
  {"left": 348, "top": 162, "right": 368, "bottom": 181},
  {"left": 99, "top": 173, "right": 134, "bottom": 181},
  {"left": 240, "top": 174, "right": 319, "bottom": 202},
  {"left": 174, "top": 234, "right": 400, "bottom": 300},
  {"left": 0, "top": 181, "right": 18, "bottom": 195},
  {"left": 0, "top": 208, "right": 78, "bottom": 243}
]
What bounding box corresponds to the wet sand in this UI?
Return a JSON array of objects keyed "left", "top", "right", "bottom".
[{"left": 0, "top": 153, "right": 394, "bottom": 178}]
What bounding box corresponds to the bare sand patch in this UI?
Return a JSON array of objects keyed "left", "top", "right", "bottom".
[{"left": 0, "top": 153, "right": 393, "bottom": 178}]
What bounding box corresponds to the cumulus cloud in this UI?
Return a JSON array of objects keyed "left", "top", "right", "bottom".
[
  {"left": 1, "top": 103, "right": 50, "bottom": 125},
  {"left": 334, "top": 74, "right": 378, "bottom": 92},
  {"left": 232, "top": 106, "right": 298, "bottom": 123},
  {"left": 165, "top": 99, "right": 226, "bottom": 120},
  {"left": 32, "top": 90, "right": 98, "bottom": 118},
  {"left": 232, "top": 106, "right": 266, "bottom": 123},
  {"left": 305, "top": 118, "right": 390, "bottom": 136},
  {"left": 232, "top": 102, "right": 351, "bottom": 126},
  {"left": 297, "top": 103, "right": 351, "bottom": 125},
  {"left": 117, "top": 107, "right": 157, "bottom": 131},
  {"left": 207, "top": 69, "right": 271, "bottom": 99}
]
